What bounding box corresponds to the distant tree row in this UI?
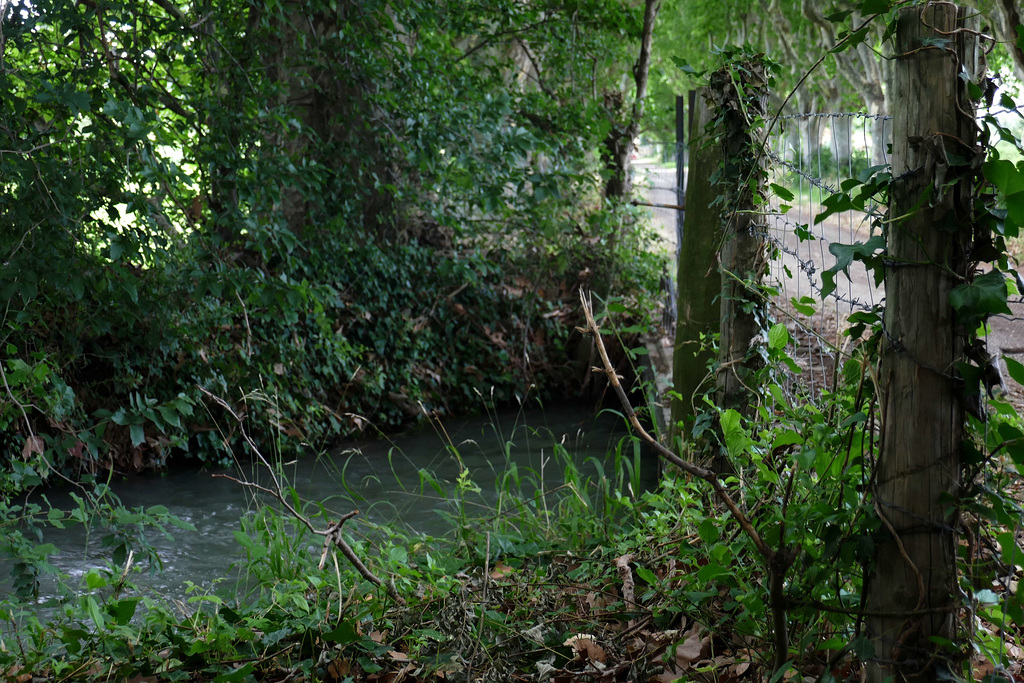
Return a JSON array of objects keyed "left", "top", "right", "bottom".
[{"left": 646, "top": 0, "right": 1024, "bottom": 147}]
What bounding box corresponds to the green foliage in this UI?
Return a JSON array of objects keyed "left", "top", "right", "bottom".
[
  {"left": 0, "top": 410, "right": 657, "bottom": 681},
  {"left": 682, "top": 326, "right": 883, "bottom": 668},
  {"left": 1, "top": 0, "right": 663, "bottom": 473}
]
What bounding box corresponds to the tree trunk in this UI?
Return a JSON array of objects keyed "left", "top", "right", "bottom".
[
  {"left": 795, "top": 90, "right": 820, "bottom": 167},
  {"left": 991, "top": 0, "right": 1024, "bottom": 84},
  {"left": 832, "top": 113, "right": 852, "bottom": 171},
  {"left": 671, "top": 89, "right": 722, "bottom": 445},
  {"left": 603, "top": 0, "right": 660, "bottom": 200},
  {"left": 865, "top": 5, "right": 978, "bottom": 681}
]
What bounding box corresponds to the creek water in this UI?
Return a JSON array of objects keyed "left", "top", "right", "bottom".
[{"left": 19, "top": 403, "right": 653, "bottom": 606}]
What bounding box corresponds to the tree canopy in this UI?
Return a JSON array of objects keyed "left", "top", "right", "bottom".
[{"left": 0, "top": 0, "right": 664, "bottom": 472}]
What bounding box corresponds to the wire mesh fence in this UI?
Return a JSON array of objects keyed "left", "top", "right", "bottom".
[
  {"left": 764, "top": 111, "right": 892, "bottom": 397},
  {"left": 635, "top": 113, "right": 892, "bottom": 401}
]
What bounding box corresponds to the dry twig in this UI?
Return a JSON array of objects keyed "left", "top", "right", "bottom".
[{"left": 200, "top": 387, "right": 406, "bottom": 605}]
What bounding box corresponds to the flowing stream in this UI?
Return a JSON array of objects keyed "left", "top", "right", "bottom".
[{"left": 19, "top": 404, "right": 653, "bottom": 607}]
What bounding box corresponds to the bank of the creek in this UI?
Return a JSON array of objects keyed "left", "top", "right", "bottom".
[{"left": 26, "top": 403, "right": 655, "bottom": 606}]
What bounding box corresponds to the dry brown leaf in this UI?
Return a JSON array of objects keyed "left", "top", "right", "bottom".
[
  {"left": 649, "top": 663, "right": 687, "bottom": 683},
  {"left": 675, "top": 625, "right": 708, "bottom": 665},
  {"left": 328, "top": 657, "right": 351, "bottom": 679},
  {"left": 21, "top": 435, "right": 44, "bottom": 459},
  {"left": 731, "top": 661, "right": 751, "bottom": 676},
  {"left": 973, "top": 657, "right": 996, "bottom": 679},
  {"left": 490, "top": 562, "right": 515, "bottom": 579},
  {"left": 388, "top": 650, "right": 410, "bottom": 662},
  {"left": 564, "top": 634, "right": 608, "bottom": 663}
]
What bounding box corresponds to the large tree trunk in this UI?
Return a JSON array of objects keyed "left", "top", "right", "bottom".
[
  {"left": 865, "top": 5, "right": 979, "bottom": 681},
  {"left": 264, "top": 2, "right": 397, "bottom": 241},
  {"left": 793, "top": 90, "right": 821, "bottom": 168},
  {"left": 991, "top": 0, "right": 1024, "bottom": 84}
]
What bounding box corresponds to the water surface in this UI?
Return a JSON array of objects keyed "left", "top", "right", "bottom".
[{"left": 19, "top": 404, "right": 649, "bottom": 605}]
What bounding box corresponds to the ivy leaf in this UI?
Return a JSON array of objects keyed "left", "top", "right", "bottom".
[
  {"left": 770, "top": 183, "right": 794, "bottom": 202},
  {"left": 983, "top": 156, "right": 1024, "bottom": 233},
  {"left": 671, "top": 56, "right": 705, "bottom": 77},
  {"left": 322, "top": 620, "right": 359, "bottom": 644},
  {"left": 129, "top": 423, "right": 145, "bottom": 448},
  {"left": 949, "top": 270, "right": 1011, "bottom": 328},
  {"left": 796, "top": 447, "right": 816, "bottom": 470},
  {"left": 998, "top": 531, "right": 1024, "bottom": 567},
  {"left": 821, "top": 235, "right": 886, "bottom": 298},
  {"left": 157, "top": 405, "right": 181, "bottom": 428},
  {"left": 859, "top": 0, "right": 892, "bottom": 14},
  {"left": 212, "top": 664, "right": 256, "bottom": 683},
  {"left": 698, "top": 518, "right": 720, "bottom": 544},
  {"left": 839, "top": 411, "right": 867, "bottom": 428},
  {"left": 720, "top": 409, "right": 752, "bottom": 460},
  {"left": 64, "top": 90, "right": 91, "bottom": 114},
  {"left": 983, "top": 159, "right": 1024, "bottom": 196},
  {"left": 635, "top": 565, "right": 658, "bottom": 585},
  {"left": 815, "top": 192, "right": 855, "bottom": 225},
  {"left": 83, "top": 595, "right": 106, "bottom": 631},
  {"left": 832, "top": 26, "right": 870, "bottom": 53},
  {"left": 109, "top": 597, "right": 140, "bottom": 626},
  {"left": 772, "top": 430, "right": 804, "bottom": 448},
  {"left": 1003, "top": 356, "right": 1024, "bottom": 386},
  {"left": 790, "top": 296, "right": 816, "bottom": 316}
]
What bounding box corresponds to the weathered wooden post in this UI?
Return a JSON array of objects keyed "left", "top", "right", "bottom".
[
  {"left": 866, "top": 4, "right": 979, "bottom": 681},
  {"left": 670, "top": 89, "right": 722, "bottom": 447},
  {"left": 675, "top": 94, "right": 687, "bottom": 251},
  {"left": 711, "top": 61, "right": 769, "bottom": 418},
  {"left": 671, "top": 61, "right": 769, "bottom": 463}
]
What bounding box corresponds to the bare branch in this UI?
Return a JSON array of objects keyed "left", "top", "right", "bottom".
[
  {"left": 577, "top": 290, "right": 773, "bottom": 562},
  {"left": 201, "top": 387, "right": 406, "bottom": 605}
]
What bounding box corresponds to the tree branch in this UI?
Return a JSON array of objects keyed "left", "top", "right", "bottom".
[
  {"left": 577, "top": 291, "right": 773, "bottom": 562},
  {"left": 200, "top": 387, "right": 406, "bottom": 606}
]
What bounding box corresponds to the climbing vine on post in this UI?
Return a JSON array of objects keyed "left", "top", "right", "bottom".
[{"left": 709, "top": 54, "right": 773, "bottom": 420}]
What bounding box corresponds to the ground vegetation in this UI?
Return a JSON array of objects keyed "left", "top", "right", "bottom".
[{"left": 3, "top": 1, "right": 1024, "bottom": 682}]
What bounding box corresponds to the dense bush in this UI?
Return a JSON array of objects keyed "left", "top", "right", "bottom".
[{"left": 0, "top": 0, "right": 664, "bottom": 473}]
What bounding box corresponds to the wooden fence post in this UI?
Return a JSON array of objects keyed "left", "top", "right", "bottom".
[
  {"left": 670, "top": 61, "right": 768, "bottom": 471},
  {"left": 711, "top": 62, "right": 769, "bottom": 419},
  {"left": 866, "top": 5, "right": 979, "bottom": 681},
  {"left": 671, "top": 88, "right": 722, "bottom": 446},
  {"left": 675, "top": 94, "right": 687, "bottom": 251}
]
